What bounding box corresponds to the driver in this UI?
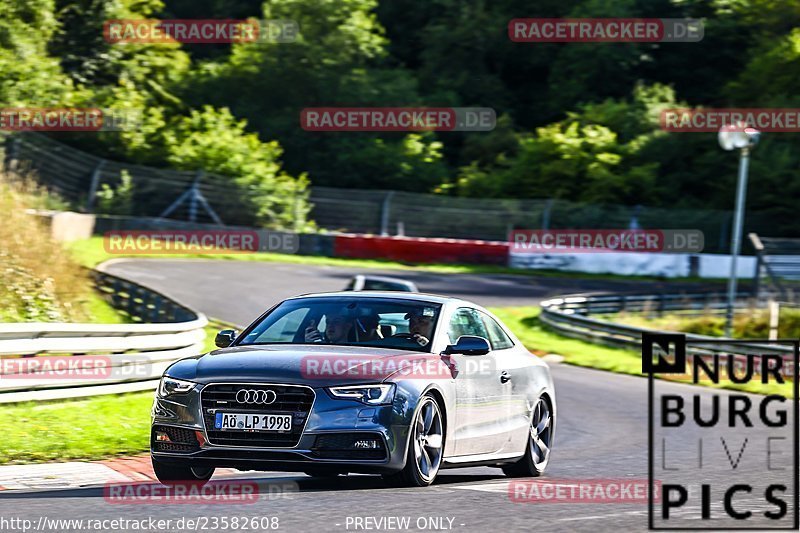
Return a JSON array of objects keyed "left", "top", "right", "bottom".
[
  {"left": 403, "top": 308, "right": 435, "bottom": 347},
  {"left": 304, "top": 312, "right": 353, "bottom": 344}
]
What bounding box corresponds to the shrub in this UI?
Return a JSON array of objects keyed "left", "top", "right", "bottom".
[{"left": 0, "top": 172, "right": 93, "bottom": 322}]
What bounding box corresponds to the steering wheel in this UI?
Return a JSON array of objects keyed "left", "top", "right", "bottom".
[{"left": 392, "top": 332, "right": 430, "bottom": 347}]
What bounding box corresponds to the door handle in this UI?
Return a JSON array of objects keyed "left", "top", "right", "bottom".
[{"left": 500, "top": 371, "right": 511, "bottom": 383}]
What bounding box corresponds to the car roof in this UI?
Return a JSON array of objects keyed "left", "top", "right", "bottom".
[{"left": 287, "top": 290, "right": 469, "bottom": 306}]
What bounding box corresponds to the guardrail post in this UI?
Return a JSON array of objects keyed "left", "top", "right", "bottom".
[
  {"left": 111, "top": 278, "right": 122, "bottom": 309},
  {"left": 85, "top": 160, "right": 106, "bottom": 212},
  {"left": 380, "top": 191, "right": 394, "bottom": 236},
  {"left": 3, "top": 136, "right": 20, "bottom": 173},
  {"left": 150, "top": 295, "right": 161, "bottom": 323},
  {"left": 293, "top": 189, "right": 302, "bottom": 233},
  {"left": 126, "top": 282, "right": 136, "bottom": 318},
  {"left": 541, "top": 199, "right": 553, "bottom": 230}
]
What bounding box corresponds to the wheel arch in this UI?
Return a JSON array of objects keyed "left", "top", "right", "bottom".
[{"left": 399, "top": 384, "right": 449, "bottom": 465}]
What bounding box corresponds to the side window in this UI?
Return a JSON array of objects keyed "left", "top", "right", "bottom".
[
  {"left": 447, "top": 308, "right": 490, "bottom": 345},
  {"left": 479, "top": 312, "right": 514, "bottom": 350}
]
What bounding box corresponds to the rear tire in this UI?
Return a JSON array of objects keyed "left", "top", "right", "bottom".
[
  {"left": 152, "top": 458, "right": 214, "bottom": 487},
  {"left": 383, "top": 394, "right": 444, "bottom": 487},
  {"left": 503, "top": 396, "right": 553, "bottom": 478}
]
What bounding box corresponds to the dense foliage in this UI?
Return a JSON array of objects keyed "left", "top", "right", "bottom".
[
  {"left": 1, "top": 0, "right": 798, "bottom": 229},
  {"left": 0, "top": 173, "right": 94, "bottom": 321}
]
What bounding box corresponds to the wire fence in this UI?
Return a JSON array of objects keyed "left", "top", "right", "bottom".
[
  {"left": 3, "top": 132, "right": 306, "bottom": 228},
  {"left": 3, "top": 132, "right": 777, "bottom": 252},
  {"left": 309, "top": 187, "right": 777, "bottom": 253}
]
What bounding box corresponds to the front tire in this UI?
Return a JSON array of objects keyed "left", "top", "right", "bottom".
[
  {"left": 383, "top": 394, "right": 444, "bottom": 487},
  {"left": 152, "top": 458, "right": 214, "bottom": 487},
  {"left": 503, "top": 395, "right": 553, "bottom": 478}
]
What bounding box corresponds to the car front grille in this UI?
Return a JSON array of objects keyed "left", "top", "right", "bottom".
[{"left": 201, "top": 383, "right": 315, "bottom": 448}]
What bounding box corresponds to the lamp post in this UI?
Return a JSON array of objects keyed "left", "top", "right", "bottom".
[{"left": 718, "top": 123, "right": 760, "bottom": 338}]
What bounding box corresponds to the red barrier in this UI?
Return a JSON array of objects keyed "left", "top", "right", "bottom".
[{"left": 333, "top": 234, "right": 509, "bottom": 265}]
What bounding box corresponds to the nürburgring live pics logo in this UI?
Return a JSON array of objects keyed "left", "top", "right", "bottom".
[{"left": 644, "top": 332, "right": 799, "bottom": 530}]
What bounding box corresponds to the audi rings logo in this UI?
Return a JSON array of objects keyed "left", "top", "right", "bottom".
[{"left": 236, "top": 389, "right": 277, "bottom": 405}]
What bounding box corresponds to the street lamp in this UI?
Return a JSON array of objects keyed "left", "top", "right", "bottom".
[{"left": 718, "top": 123, "right": 760, "bottom": 338}]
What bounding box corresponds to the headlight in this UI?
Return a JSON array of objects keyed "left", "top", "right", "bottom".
[
  {"left": 328, "top": 384, "right": 395, "bottom": 405},
  {"left": 158, "top": 376, "right": 197, "bottom": 398}
]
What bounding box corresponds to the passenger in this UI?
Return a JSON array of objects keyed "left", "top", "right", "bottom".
[{"left": 304, "top": 313, "right": 353, "bottom": 344}]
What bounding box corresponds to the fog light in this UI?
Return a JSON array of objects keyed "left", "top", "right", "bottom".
[
  {"left": 155, "top": 431, "right": 172, "bottom": 442},
  {"left": 352, "top": 439, "right": 380, "bottom": 449}
]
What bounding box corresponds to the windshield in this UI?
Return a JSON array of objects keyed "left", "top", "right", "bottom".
[{"left": 237, "top": 297, "right": 441, "bottom": 352}]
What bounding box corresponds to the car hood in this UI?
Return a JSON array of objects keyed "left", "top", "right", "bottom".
[{"left": 165, "top": 344, "right": 442, "bottom": 387}]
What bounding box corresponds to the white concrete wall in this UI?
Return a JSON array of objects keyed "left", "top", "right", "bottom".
[
  {"left": 509, "top": 252, "right": 757, "bottom": 278},
  {"left": 27, "top": 210, "right": 96, "bottom": 242}
]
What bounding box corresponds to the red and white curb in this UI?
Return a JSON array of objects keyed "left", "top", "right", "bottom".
[{"left": 0, "top": 454, "right": 236, "bottom": 491}]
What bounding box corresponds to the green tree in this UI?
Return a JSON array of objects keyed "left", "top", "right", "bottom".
[
  {"left": 0, "top": 0, "right": 80, "bottom": 105},
  {"left": 183, "top": 0, "right": 449, "bottom": 191},
  {"left": 96, "top": 169, "right": 135, "bottom": 215},
  {"left": 163, "top": 106, "right": 310, "bottom": 229}
]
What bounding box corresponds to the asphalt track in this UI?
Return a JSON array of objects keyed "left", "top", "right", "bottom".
[
  {"left": 1, "top": 260, "right": 793, "bottom": 533},
  {"left": 100, "top": 259, "right": 716, "bottom": 326}
]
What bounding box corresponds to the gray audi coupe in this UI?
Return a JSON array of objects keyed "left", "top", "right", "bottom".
[{"left": 150, "top": 292, "right": 556, "bottom": 487}]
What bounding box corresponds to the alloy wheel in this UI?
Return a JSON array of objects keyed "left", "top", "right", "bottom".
[
  {"left": 529, "top": 397, "right": 552, "bottom": 469},
  {"left": 413, "top": 398, "right": 443, "bottom": 482}
]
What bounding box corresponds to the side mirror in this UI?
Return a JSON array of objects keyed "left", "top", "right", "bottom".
[
  {"left": 215, "top": 329, "right": 237, "bottom": 348},
  {"left": 444, "top": 335, "right": 490, "bottom": 356}
]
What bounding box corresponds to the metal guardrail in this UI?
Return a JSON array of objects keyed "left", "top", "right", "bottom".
[
  {"left": 540, "top": 291, "right": 796, "bottom": 376},
  {"left": 93, "top": 268, "right": 200, "bottom": 323},
  {"left": 0, "top": 266, "right": 208, "bottom": 403},
  {"left": 749, "top": 232, "right": 800, "bottom": 300}
]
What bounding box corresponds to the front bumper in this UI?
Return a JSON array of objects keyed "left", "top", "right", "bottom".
[{"left": 150, "top": 383, "right": 414, "bottom": 474}]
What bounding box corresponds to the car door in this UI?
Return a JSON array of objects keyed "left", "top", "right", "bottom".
[
  {"left": 478, "top": 310, "right": 532, "bottom": 455},
  {"left": 448, "top": 307, "right": 507, "bottom": 456}
]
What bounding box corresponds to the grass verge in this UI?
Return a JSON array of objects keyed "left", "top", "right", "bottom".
[
  {"left": 0, "top": 319, "right": 230, "bottom": 464},
  {"left": 67, "top": 236, "right": 710, "bottom": 283},
  {"left": 491, "top": 307, "right": 794, "bottom": 398},
  {"left": 0, "top": 392, "right": 152, "bottom": 464}
]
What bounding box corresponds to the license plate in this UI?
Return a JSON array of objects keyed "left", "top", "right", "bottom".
[{"left": 214, "top": 412, "right": 292, "bottom": 432}]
